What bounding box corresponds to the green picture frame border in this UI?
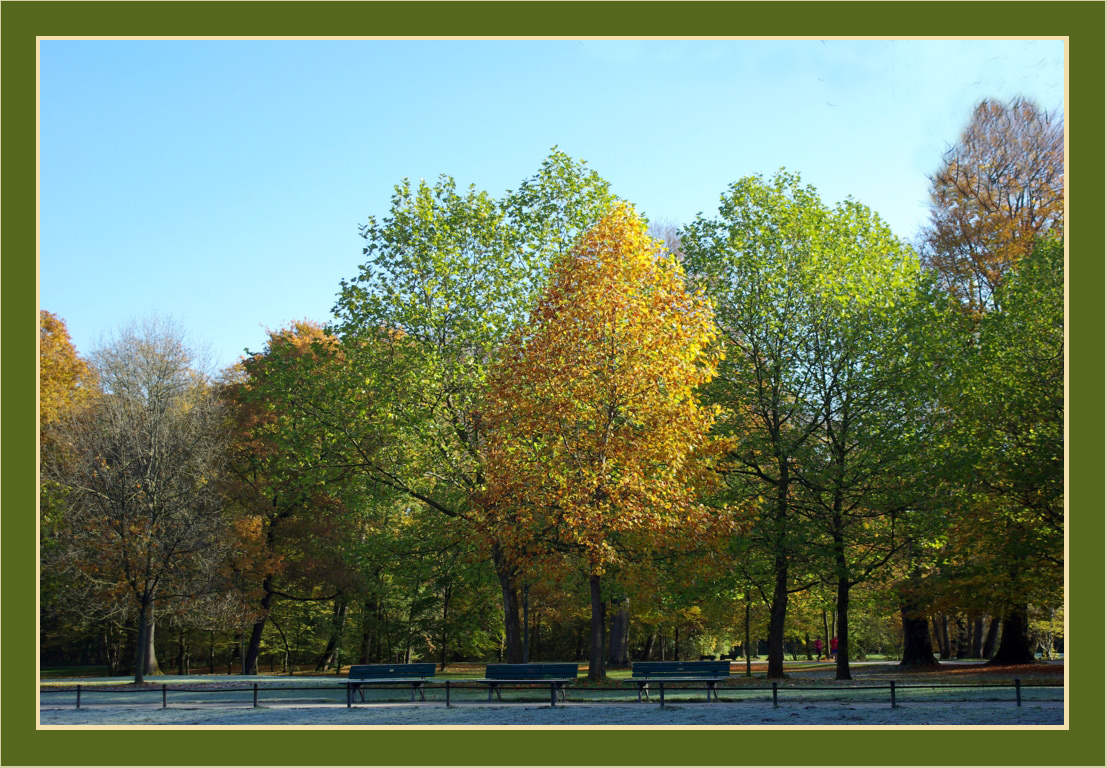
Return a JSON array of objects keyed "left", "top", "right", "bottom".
[{"left": 4, "top": 2, "right": 1102, "bottom": 765}]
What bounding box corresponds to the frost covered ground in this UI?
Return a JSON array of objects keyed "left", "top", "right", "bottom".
[
  {"left": 40, "top": 700, "right": 1062, "bottom": 727},
  {"left": 39, "top": 662, "right": 1064, "bottom": 727}
]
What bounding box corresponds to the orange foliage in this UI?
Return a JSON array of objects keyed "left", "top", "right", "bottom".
[
  {"left": 39, "top": 310, "right": 98, "bottom": 430},
  {"left": 480, "top": 204, "right": 730, "bottom": 575}
]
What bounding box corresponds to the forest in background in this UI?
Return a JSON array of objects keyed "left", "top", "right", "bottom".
[{"left": 39, "top": 97, "right": 1063, "bottom": 684}]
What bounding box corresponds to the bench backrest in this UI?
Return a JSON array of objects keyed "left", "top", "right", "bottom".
[
  {"left": 631, "top": 660, "right": 731, "bottom": 678},
  {"left": 348, "top": 663, "right": 437, "bottom": 680},
  {"left": 484, "top": 663, "right": 579, "bottom": 680}
]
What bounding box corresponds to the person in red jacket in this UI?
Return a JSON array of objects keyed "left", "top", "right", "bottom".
[
  {"left": 830, "top": 636, "right": 838, "bottom": 661},
  {"left": 813, "top": 638, "right": 823, "bottom": 660}
]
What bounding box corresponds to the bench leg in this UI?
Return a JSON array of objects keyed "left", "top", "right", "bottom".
[
  {"left": 417, "top": 683, "right": 425, "bottom": 702},
  {"left": 347, "top": 685, "right": 352, "bottom": 708}
]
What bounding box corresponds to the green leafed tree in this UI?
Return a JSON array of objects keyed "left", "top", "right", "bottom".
[
  {"left": 955, "top": 239, "right": 1064, "bottom": 665},
  {"left": 683, "top": 171, "right": 956, "bottom": 679},
  {"left": 330, "top": 150, "right": 616, "bottom": 662}
]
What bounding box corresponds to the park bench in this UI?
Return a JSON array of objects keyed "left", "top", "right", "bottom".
[
  {"left": 344, "top": 663, "right": 437, "bottom": 706},
  {"left": 472, "top": 663, "right": 579, "bottom": 706},
  {"left": 629, "top": 660, "right": 730, "bottom": 703}
]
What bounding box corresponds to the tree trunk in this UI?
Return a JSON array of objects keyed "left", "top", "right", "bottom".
[
  {"left": 933, "top": 614, "right": 951, "bottom": 659},
  {"left": 177, "top": 629, "right": 187, "bottom": 675},
  {"left": 804, "top": 632, "right": 812, "bottom": 660},
  {"left": 133, "top": 600, "right": 152, "bottom": 684},
  {"left": 982, "top": 615, "right": 1000, "bottom": 659},
  {"left": 954, "top": 615, "right": 971, "bottom": 659},
  {"left": 142, "top": 610, "right": 161, "bottom": 677},
  {"left": 522, "top": 584, "right": 530, "bottom": 663},
  {"left": 492, "top": 543, "right": 524, "bottom": 664},
  {"left": 987, "top": 606, "right": 1037, "bottom": 665},
  {"left": 315, "top": 596, "right": 348, "bottom": 672},
  {"left": 587, "top": 573, "right": 606, "bottom": 681},
  {"left": 744, "top": 592, "right": 752, "bottom": 677},
  {"left": 898, "top": 604, "right": 939, "bottom": 667},
  {"left": 834, "top": 574, "right": 852, "bottom": 680},
  {"left": 439, "top": 582, "right": 451, "bottom": 671},
  {"left": 607, "top": 597, "right": 629, "bottom": 666},
  {"left": 766, "top": 554, "right": 789, "bottom": 678},
  {"left": 638, "top": 631, "right": 655, "bottom": 662},
  {"left": 971, "top": 614, "right": 985, "bottom": 658},
  {"left": 243, "top": 576, "right": 276, "bottom": 675}
]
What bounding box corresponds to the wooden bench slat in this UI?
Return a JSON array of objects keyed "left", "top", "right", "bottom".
[
  {"left": 348, "top": 663, "right": 437, "bottom": 680},
  {"left": 483, "top": 663, "right": 579, "bottom": 680},
  {"left": 630, "top": 661, "right": 731, "bottom": 678}
]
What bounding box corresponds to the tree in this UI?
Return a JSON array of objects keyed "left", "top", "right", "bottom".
[
  {"left": 331, "top": 150, "right": 615, "bottom": 662},
  {"left": 957, "top": 239, "right": 1064, "bottom": 664},
  {"left": 39, "top": 311, "right": 97, "bottom": 431},
  {"left": 789, "top": 204, "right": 953, "bottom": 680},
  {"left": 224, "top": 321, "right": 374, "bottom": 675},
  {"left": 44, "top": 317, "right": 232, "bottom": 683},
  {"left": 480, "top": 204, "right": 726, "bottom": 680},
  {"left": 683, "top": 171, "right": 953, "bottom": 679},
  {"left": 920, "top": 97, "right": 1063, "bottom": 318},
  {"left": 682, "top": 171, "right": 835, "bottom": 679}
]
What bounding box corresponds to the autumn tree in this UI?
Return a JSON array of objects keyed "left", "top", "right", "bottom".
[
  {"left": 39, "top": 311, "right": 101, "bottom": 668},
  {"left": 331, "top": 150, "right": 615, "bottom": 662},
  {"left": 224, "top": 321, "right": 383, "bottom": 675},
  {"left": 920, "top": 97, "right": 1063, "bottom": 318},
  {"left": 44, "top": 317, "right": 233, "bottom": 683},
  {"left": 480, "top": 204, "right": 725, "bottom": 680},
  {"left": 39, "top": 311, "right": 97, "bottom": 431}
]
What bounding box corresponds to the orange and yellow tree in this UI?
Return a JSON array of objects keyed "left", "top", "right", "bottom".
[
  {"left": 224, "top": 321, "right": 375, "bottom": 674},
  {"left": 921, "top": 97, "right": 1063, "bottom": 319},
  {"left": 480, "top": 204, "right": 728, "bottom": 680}
]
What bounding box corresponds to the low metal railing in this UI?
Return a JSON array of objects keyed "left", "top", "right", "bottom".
[{"left": 41, "top": 678, "right": 1061, "bottom": 710}]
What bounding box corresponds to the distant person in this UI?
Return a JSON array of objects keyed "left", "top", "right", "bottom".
[
  {"left": 813, "top": 638, "right": 823, "bottom": 660},
  {"left": 830, "top": 636, "right": 838, "bottom": 660}
]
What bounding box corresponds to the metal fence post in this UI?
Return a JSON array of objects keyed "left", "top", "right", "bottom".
[
  {"left": 162, "top": 684, "right": 167, "bottom": 709},
  {"left": 445, "top": 680, "right": 451, "bottom": 708},
  {"left": 772, "top": 682, "right": 778, "bottom": 708},
  {"left": 890, "top": 680, "right": 896, "bottom": 709},
  {"left": 1015, "top": 678, "right": 1022, "bottom": 707},
  {"left": 76, "top": 684, "right": 81, "bottom": 710},
  {"left": 253, "top": 682, "right": 259, "bottom": 708}
]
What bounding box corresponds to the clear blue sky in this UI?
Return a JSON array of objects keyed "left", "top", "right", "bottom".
[{"left": 39, "top": 39, "right": 1064, "bottom": 372}]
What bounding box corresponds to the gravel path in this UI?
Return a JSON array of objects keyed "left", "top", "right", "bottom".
[{"left": 40, "top": 700, "right": 1063, "bottom": 727}]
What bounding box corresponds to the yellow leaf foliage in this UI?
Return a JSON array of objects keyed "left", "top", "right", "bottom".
[{"left": 480, "top": 204, "right": 726, "bottom": 575}]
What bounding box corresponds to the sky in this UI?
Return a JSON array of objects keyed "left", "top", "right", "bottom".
[{"left": 39, "top": 39, "right": 1065, "bottom": 372}]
